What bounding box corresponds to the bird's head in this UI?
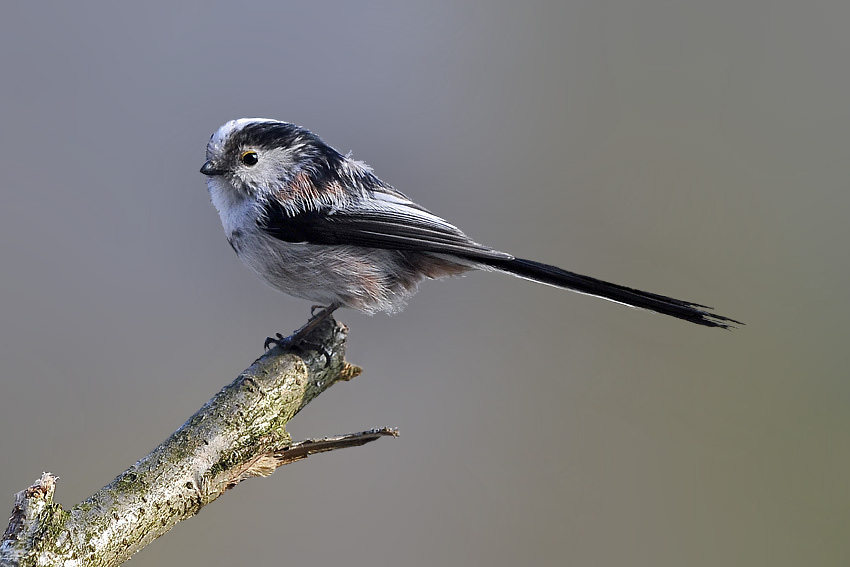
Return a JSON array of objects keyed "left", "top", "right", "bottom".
[{"left": 201, "top": 118, "right": 341, "bottom": 201}]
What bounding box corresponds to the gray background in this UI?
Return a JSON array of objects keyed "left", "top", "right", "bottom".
[{"left": 1, "top": 1, "right": 847, "bottom": 565}]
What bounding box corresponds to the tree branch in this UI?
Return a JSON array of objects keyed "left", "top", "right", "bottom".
[{"left": 1, "top": 317, "right": 395, "bottom": 567}]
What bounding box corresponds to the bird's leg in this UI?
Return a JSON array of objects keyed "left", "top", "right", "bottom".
[{"left": 264, "top": 303, "right": 342, "bottom": 365}]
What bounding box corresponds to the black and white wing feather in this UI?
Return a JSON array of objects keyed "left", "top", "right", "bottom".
[
  {"left": 258, "top": 189, "right": 740, "bottom": 329},
  {"left": 259, "top": 192, "right": 512, "bottom": 261}
]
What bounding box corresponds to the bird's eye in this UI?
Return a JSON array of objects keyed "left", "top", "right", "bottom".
[{"left": 240, "top": 150, "right": 259, "bottom": 166}]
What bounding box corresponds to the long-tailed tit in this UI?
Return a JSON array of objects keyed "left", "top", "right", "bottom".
[{"left": 200, "top": 118, "right": 738, "bottom": 347}]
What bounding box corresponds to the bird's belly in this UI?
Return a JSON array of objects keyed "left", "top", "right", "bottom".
[{"left": 231, "top": 232, "right": 420, "bottom": 313}]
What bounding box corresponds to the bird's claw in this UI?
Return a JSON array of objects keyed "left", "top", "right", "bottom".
[
  {"left": 264, "top": 332, "right": 292, "bottom": 351},
  {"left": 264, "top": 332, "right": 331, "bottom": 367},
  {"left": 264, "top": 302, "right": 340, "bottom": 367}
]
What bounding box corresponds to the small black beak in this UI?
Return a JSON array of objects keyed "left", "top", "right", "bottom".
[{"left": 200, "top": 161, "right": 227, "bottom": 176}]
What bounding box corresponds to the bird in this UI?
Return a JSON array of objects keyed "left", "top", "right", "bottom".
[{"left": 200, "top": 118, "right": 738, "bottom": 349}]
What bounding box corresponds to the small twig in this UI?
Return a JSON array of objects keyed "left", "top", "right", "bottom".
[{"left": 275, "top": 428, "right": 399, "bottom": 467}]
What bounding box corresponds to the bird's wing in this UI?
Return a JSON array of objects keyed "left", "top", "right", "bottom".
[{"left": 259, "top": 192, "right": 512, "bottom": 261}]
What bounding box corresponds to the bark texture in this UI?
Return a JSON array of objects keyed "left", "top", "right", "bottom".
[{"left": 1, "top": 318, "right": 394, "bottom": 567}]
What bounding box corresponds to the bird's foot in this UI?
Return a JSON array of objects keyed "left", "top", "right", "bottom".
[
  {"left": 264, "top": 303, "right": 341, "bottom": 367},
  {"left": 263, "top": 332, "right": 296, "bottom": 351},
  {"left": 265, "top": 332, "right": 331, "bottom": 368}
]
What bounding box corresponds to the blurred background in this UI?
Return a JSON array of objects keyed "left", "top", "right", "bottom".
[{"left": 1, "top": 1, "right": 848, "bottom": 565}]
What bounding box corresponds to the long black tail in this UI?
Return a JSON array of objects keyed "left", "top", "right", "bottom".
[{"left": 483, "top": 257, "right": 740, "bottom": 329}]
